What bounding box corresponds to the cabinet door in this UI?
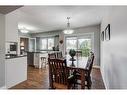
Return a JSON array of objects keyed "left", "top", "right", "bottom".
[
  {"left": 6, "top": 57, "right": 27, "bottom": 88},
  {"left": 5, "top": 11, "right": 18, "bottom": 42}
]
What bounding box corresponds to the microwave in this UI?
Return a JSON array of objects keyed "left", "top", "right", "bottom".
[{"left": 10, "top": 44, "right": 17, "bottom": 51}]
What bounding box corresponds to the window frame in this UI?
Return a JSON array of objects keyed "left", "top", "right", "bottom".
[{"left": 40, "top": 37, "right": 55, "bottom": 50}]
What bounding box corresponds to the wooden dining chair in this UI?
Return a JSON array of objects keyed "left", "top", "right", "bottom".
[
  {"left": 56, "top": 51, "right": 63, "bottom": 59},
  {"left": 84, "top": 52, "right": 94, "bottom": 89},
  {"left": 48, "top": 53, "right": 56, "bottom": 59},
  {"left": 48, "top": 58, "right": 75, "bottom": 89},
  {"left": 40, "top": 57, "right": 47, "bottom": 68},
  {"left": 74, "top": 52, "right": 94, "bottom": 89},
  {"left": 76, "top": 50, "right": 82, "bottom": 57}
]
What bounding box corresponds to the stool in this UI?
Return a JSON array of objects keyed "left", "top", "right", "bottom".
[{"left": 41, "top": 57, "right": 47, "bottom": 68}]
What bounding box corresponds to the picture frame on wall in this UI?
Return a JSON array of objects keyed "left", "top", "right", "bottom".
[
  {"left": 105, "top": 24, "right": 110, "bottom": 41},
  {"left": 101, "top": 31, "right": 104, "bottom": 41}
]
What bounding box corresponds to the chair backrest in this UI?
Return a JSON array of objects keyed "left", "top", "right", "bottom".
[
  {"left": 85, "top": 52, "right": 94, "bottom": 74},
  {"left": 48, "top": 53, "right": 56, "bottom": 59},
  {"left": 76, "top": 50, "right": 82, "bottom": 56},
  {"left": 56, "top": 51, "right": 63, "bottom": 59},
  {"left": 48, "top": 58, "right": 69, "bottom": 86}
]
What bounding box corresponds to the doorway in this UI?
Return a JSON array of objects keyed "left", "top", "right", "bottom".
[{"left": 20, "top": 37, "right": 29, "bottom": 55}]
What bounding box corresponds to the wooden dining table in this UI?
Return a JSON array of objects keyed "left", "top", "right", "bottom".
[{"left": 64, "top": 55, "right": 88, "bottom": 89}]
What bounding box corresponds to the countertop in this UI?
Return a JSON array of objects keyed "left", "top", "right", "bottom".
[
  {"left": 27, "top": 50, "right": 60, "bottom": 54},
  {"left": 5, "top": 55, "right": 27, "bottom": 59}
]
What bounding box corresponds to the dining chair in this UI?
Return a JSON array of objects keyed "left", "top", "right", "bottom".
[
  {"left": 76, "top": 50, "right": 82, "bottom": 57},
  {"left": 48, "top": 58, "right": 76, "bottom": 89},
  {"left": 56, "top": 51, "right": 63, "bottom": 59},
  {"left": 74, "top": 52, "right": 94, "bottom": 89},
  {"left": 40, "top": 57, "right": 47, "bottom": 68},
  {"left": 84, "top": 52, "right": 94, "bottom": 89},
  {"left": 48, "top": 53, "right": 56, "bottom": 59}
]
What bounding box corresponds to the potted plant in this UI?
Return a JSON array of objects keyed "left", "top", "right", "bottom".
[
  {"left": 69, "top": 49, "right": 76, "bottom": 58},
  {"left": 69, "top": 49, "right": 76, "bottom": 66}
]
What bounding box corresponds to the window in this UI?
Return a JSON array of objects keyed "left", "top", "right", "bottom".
[
  {"left": 41, "top": 39, "right": 47, "bottom": 50},
  {"left": 41, "top": 38, "right": 54, "bottom": 50},
  {"left": 48, "top": 38, "right": 54, "bottom": 50},
  {"left": 66, "top": 37, "right": 77, "bottom": 50}
]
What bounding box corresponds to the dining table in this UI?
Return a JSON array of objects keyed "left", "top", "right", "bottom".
[
  {"left": 65, "top": 55, "right": 88, "bottom": 89},
  {"left": 48, "top": 54, "right": 88, "bottom": 89}
]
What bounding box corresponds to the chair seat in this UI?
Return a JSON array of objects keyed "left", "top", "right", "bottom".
[{"left": 53, "top": 82, "right": 68, "bottom": 89}]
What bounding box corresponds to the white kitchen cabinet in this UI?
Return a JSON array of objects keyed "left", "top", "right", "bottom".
[
  {"left": 5, "top": 10, "right": 19, "bottom": 42},
  {"left": 5, "top": 56, "right": 27, "bottom": 88}
]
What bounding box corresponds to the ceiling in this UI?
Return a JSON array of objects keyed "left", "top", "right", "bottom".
[
  {"left": 0, "top": 6, "right": 22, "bottom": 14},
  {"left": 18, "top": 6, "right": 108, "bottom": 33}
]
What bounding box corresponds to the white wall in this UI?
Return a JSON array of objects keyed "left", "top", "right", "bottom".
[
  {"left": 101, "top": 6, "right": 127, "bottom": 89},
  {"left": 0, "top": 13, "right": 5, "bottom": 88}
]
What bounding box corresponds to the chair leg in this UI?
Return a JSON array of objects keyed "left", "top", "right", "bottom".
[
  {"left": 87, "top": 77, "right": 92, "bottom": 89},
  {"left": 44, "top": 59, "right": 47, "bottom": 68},
  {"left": 41, "top": 58, "right": 47, "bottom": 68}
]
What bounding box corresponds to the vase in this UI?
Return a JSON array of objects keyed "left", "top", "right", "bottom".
[{"left": 70, "top": 56, "right": 75, "bottom": 67}]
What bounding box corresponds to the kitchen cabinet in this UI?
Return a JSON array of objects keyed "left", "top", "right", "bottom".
[
  {"left": 5, "top": 56, "right": 27, "bottom": 88},
  {"left": 5, "top": 10, "right": 19, "bottom": 42}
]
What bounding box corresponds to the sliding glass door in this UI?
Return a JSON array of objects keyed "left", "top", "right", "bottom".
[
  {"left": 78, "top": 38, "right": 91, "bottom": 57},
  {"left": 66, "top": 37, "right": 77, "bottom": 53},
  {"left": 66, "top": 36, "right": 92, "bottom": 57}
]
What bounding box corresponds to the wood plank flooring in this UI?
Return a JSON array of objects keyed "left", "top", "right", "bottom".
[{"left": 10, "top": 65, "right": 105, "bottom": 89}]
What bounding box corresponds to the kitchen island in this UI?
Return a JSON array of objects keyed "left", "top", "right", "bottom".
[
  {"left": 27, "top": 51, "right": 60, "bottom": 68},
  {"left": 27, "top": 51, "right": 48, "bottom": 68}
]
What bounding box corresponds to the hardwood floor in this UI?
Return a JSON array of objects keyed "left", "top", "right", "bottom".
[{"left": 11, "top": 65, "right": 105, "bottom": 89}]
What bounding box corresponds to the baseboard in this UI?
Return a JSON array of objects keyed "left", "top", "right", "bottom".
[
  {"left": 100, "top": 68, "right": 108, "bottom": 89},
  {"left": 93, "top": 65, "right": 100, "bottom": 69}
]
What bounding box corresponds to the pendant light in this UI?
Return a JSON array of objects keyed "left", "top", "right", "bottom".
[{"left": 63, "top": 17, "right": 74, "bottom": 34}]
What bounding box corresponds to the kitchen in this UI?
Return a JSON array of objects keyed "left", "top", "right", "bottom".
[
  {"left": 4, "top": 9, "right": 61, "bottom": 88},
  {"left": 5, "top": 9, "right": 27, "bottom": 88}
]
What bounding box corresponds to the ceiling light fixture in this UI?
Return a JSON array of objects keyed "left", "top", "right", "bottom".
[
  {"left": 20, "top": 28, "right": 29, "bottom": 33},
  {"left": 63, "top": 17, "right": 74, "bottom": 34}
]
